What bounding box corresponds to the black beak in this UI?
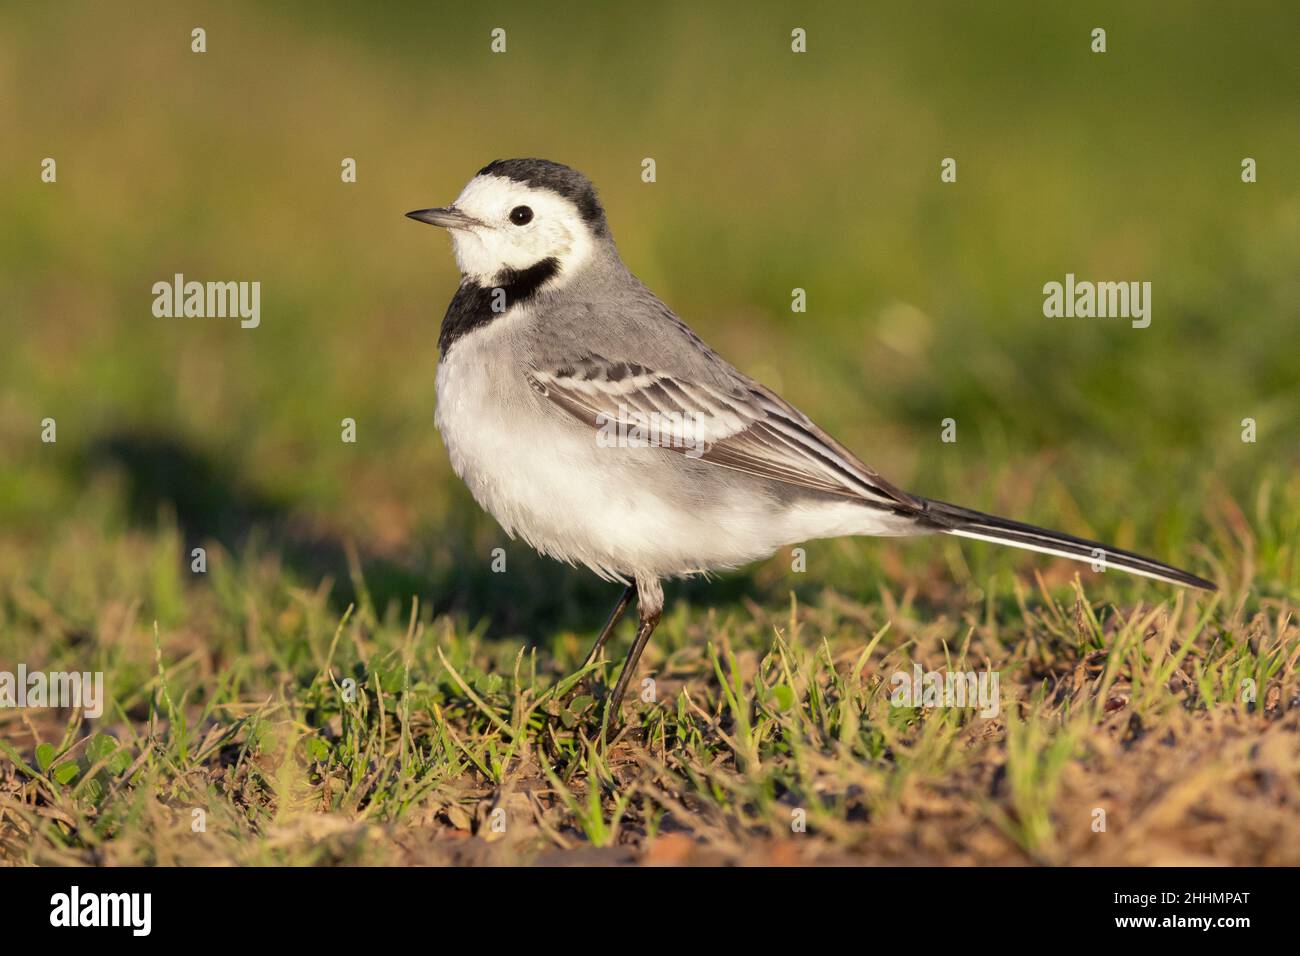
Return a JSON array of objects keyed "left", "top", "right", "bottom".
[{"left": 405, "top": 206, "right": 482, "bottom": 229}]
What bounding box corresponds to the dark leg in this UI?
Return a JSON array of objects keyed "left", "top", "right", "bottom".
[
  {"left": 607, "top": 612, "right": 660, "bottom": 716},
  {"left": 606, "top": 575, "right": 664, "bottom": 720},
  {"left": 582, "top": 584, "right": 635, "bottom": 666}
]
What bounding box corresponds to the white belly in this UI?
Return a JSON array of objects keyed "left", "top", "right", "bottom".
[{"left": 435, "top": 320, "right": 919, "bottom": 581}]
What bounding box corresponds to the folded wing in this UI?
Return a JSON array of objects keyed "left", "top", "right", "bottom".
[{"left": 526, "top": 354, "right": 922, "bottom": 512}]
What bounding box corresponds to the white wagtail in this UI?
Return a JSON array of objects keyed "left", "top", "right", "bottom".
[{"left": 407, "top": 158, "right": 1215, "bottom": 718}]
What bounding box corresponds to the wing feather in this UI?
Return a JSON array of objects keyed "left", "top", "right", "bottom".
[{"left": 527, "top": 355, "right": 921, "bottom": 511}]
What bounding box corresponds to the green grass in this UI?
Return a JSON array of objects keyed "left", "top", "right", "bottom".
[
  {"left": 2, "top": 502, "right": 1297, "bottom": 864},
  {"left": 1, "top": 0, "right": 1299, "bottom": 865}
]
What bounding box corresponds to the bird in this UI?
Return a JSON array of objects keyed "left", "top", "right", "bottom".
[{"left": 407, "top": 158, "right": 1215, "bottom": 720}]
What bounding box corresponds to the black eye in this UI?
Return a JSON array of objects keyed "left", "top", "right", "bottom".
[{"left": 509, "top": 205, "right": 533, "bottom": 226}]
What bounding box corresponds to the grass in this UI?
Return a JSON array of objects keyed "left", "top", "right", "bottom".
[
  {"left": 2, "top": 492, "right": 1297, "bottom": 864},
  {"left": 1, "top": 0, "right": 1299, "bottom": 865}
]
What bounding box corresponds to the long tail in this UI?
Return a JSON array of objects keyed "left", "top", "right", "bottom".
[{"left": 912, "top": 497, "right": 1216, "bottom": 591}]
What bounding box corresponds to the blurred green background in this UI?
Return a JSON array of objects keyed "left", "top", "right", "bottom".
[{"left": 2, "top": 0, "right": 1297, "bottom": 642}]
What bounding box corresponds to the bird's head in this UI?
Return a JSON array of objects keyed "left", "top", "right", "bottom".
[{"left": 407, "top": 158, "right": 609, "bottom": 287}]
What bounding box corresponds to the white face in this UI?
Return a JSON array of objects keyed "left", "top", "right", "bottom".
[{"left": 445, "top": 174, "right": 596, "bottom": 284}]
